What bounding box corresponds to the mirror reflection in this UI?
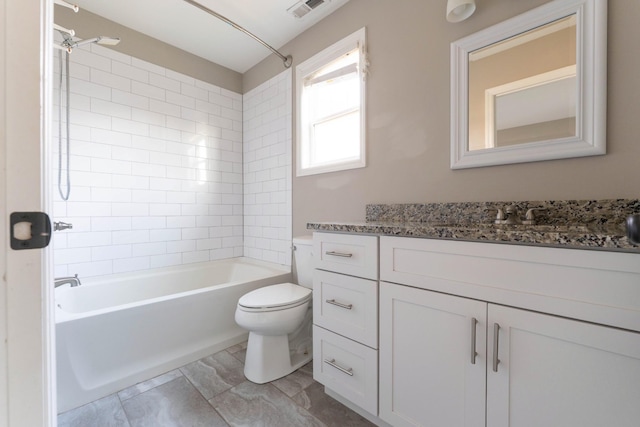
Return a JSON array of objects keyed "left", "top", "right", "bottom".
[{"left": 468, "top": 15, "right": 577, "bottom": 151}]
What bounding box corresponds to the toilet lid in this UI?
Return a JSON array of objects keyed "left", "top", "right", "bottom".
[{"left": 238, "top": 283, "right": 312, "bottom": 310}]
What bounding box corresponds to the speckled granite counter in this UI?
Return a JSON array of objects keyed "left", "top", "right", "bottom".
[{"left": 307, "top": 199, "right": 640, "bottom": 253}]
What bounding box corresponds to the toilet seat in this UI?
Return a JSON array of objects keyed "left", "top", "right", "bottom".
[{"left": 238, "top": 283, "right": 311, "bottom": 312}]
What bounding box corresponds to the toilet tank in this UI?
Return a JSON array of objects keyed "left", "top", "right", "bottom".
[{"left": 292, "top": 235, "right": 313, "bottom": 288}]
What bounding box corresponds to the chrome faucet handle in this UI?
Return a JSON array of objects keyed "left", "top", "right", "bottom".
[
  {"left": 502, "top": 206, "right": 522, "bottom": 225},
  {"left": 523, "top": 208, "right": 547, "bottom": 225},
  {"left": 494, "top": 208, "right": 506, "bottom": 224},
  {"left": 54, "top": 221, "right": 73, "bottom": 231}
]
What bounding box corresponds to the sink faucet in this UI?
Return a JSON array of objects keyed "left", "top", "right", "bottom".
[
  {"left": 522, "top": 208, "right": 547, "bottom": 225},
  {"left": 503, "top": 206, "right": 522, "bottom": 224},
  {"left": 495, "top": 206, "right": 521, "bottom": 224},
  {"left": 495, "top": 206, "right": 547, "bottom": 225},
  {"left": 55, "top": 274, "right": 82, "bottom": 288}
]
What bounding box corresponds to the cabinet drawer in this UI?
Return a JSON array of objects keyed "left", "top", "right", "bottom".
[
  {"left": 314, "top": 270, "right": 378, "bottom": 348},
  {"left": 380, "top": 236, "right": 640, "bottom": 332},
  {"left": 314, "top": 232, "right": 378, "bottom": 280},
  {"left": 313, "top": 325, "right": 378, "bottom": 415}
]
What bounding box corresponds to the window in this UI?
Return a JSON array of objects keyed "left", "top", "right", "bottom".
[{"left": 296, "top": 28, "right": 367, "bottom": 176}]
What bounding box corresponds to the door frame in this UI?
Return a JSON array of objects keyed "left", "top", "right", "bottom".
[{"left": 1, "top": 0, "right": 56, "bottom": 426}]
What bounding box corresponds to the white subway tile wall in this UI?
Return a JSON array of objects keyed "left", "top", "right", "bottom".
[
  {"left": 53, "top": 43, "right": 283, "bottom": 278},
  {"left": 243, "top": 69, "right": 293, "bottom": 266}
]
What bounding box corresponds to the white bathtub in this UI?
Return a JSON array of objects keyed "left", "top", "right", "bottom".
[{"left": 56, "top": 257, "right": 291, "bottom": 413}]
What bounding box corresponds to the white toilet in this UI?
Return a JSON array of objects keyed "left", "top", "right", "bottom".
[{"left": 235, "top": 236, "right": 314, "bottom": 383}]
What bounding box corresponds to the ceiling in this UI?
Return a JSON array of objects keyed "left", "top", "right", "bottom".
[{"left": 72, "top": 0, "right": 350, "bottom": 73}]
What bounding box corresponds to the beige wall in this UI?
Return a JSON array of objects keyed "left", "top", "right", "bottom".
[
  {"left": 55, "top": 6, "right": 242, "bottom": 93},
  {"left": 55, "top": 1, "right": 640, "bottom": 238},
  {"left": 244, "top": 0, "right": 640, "bottom": 237}
]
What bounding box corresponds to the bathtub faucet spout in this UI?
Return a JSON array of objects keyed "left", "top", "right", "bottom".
[{"left": 55, "top": 274, "right": 82, "bottom": 288}]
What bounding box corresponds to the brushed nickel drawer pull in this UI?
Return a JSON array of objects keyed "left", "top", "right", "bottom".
[
  {"left": 470, "top": 317, "right": 478, "bottom": 365},
  {"left": 492, "top": 323, "right": 501, "bottom": 372},
  {"left": 326, "top": 299, "right": 353, "bottom": 310},
  {"left": 324, "top": 358, "right": 354, "bottom": 376},
  {"left": 325, "top": 251, "right": 353, "bottom": 258}
]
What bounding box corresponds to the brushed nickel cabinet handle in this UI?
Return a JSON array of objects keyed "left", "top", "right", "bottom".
[
  {"left": 492, "top": 323, "right": 501, "bottom": 372},
  {"left": 324, "top": 358, "right": 354, "bottom": 376},
  {"left": 470, "top": 317, "right": 478, "bottom": 365},
  {"left": 326, "top": 299, "right": 353, "bottom": 310},
  {"left": 325, "top": 251, "right": 353, "bottom": 258}
]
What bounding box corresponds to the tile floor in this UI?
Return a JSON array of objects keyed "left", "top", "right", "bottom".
[{"left": 58, "top": 342, "right": 375, "bottom": 427}]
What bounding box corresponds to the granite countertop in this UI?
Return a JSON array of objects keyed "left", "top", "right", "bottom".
[
  {"left": 306, "top": 200, "right": 640, "bottom": 253},
  {"left": 307, "top": 220, "right": 639, "bottom": 252}
]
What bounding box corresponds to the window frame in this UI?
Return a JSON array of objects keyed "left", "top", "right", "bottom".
[{"left": 295, "top": 27, "right": 367, "bottom": 177}]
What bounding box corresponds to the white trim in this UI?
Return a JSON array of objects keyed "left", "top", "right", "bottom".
[
  {"left": 3, "top": 0, "right": 56, "bottom": 425},
  {"left": 297, "top": 157, "right": 366, "bottom": 177},
  {"left": 304, "top": 62, "right": 358, "bottom": 86},
  {"left": 0, "top": 0, "right": 8, "bottom": 423},
  {"left": 450, "top": 0, "right": 607, "bottom": 169},
  {"left": 43, "top": 0, "right": 57, "bottom": 422},
  {"left": 296, "top": 27, "right": 367, "bottom": 177}
]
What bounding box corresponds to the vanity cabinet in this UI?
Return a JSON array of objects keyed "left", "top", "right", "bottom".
[
  {"left": 380, "top": 282, "right": 640, "bottom": 427},
  {"left": 312, "top": 232, "right": 379, "bottom": 415},
  {"left": 379, "top": 236, "right": 640, "bottom": 427}
]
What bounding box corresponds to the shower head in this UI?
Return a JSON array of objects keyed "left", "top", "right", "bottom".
[
  {"left": 59, "top": 36, "right": 121, "bottom": 53},
  {"left": 73, "top": 36, "right": 121, "bottom": 48},
  {"left": 95, "top": 36, "right": 121, "bottom": 46}
]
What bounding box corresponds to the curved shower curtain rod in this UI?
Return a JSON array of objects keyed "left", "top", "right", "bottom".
[{"left": 182, "top": 0, "right": 293, "bottom": 68}]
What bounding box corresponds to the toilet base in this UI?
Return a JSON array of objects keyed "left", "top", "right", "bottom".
[{"left": 243, "top": 333, "right": 312, "bottom": 384}]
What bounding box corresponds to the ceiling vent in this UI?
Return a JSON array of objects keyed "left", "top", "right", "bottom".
[{"left": 287, "top": 0, "right": 329, "bottom": 19}]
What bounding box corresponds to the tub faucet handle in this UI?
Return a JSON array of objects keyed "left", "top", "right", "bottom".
[{"left": 54, "top": 221, "right": 73, "bottom": 231}]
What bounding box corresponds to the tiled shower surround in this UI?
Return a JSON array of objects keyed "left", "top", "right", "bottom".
[
  {"left": 53, "top": 43, "right": 291, "bottom": 278},
  {"left": 243, "top": 70, "right": 292, "bottom": 265}
]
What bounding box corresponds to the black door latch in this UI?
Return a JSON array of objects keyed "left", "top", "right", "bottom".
[{"left": 10, "top": 212, "right": 52, "bottom": 250}]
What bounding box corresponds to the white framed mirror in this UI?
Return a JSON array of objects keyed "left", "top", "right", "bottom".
[{"left": 450, "top": 0, "right": 607, "bottom": 169}]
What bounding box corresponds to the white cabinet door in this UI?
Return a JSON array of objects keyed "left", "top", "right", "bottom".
[
  {"left": 488, "top": 304, "right": 640, "bottom": 427},
  {"left": 379, "top": 281, "right": 487, "bottom": 427}
]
